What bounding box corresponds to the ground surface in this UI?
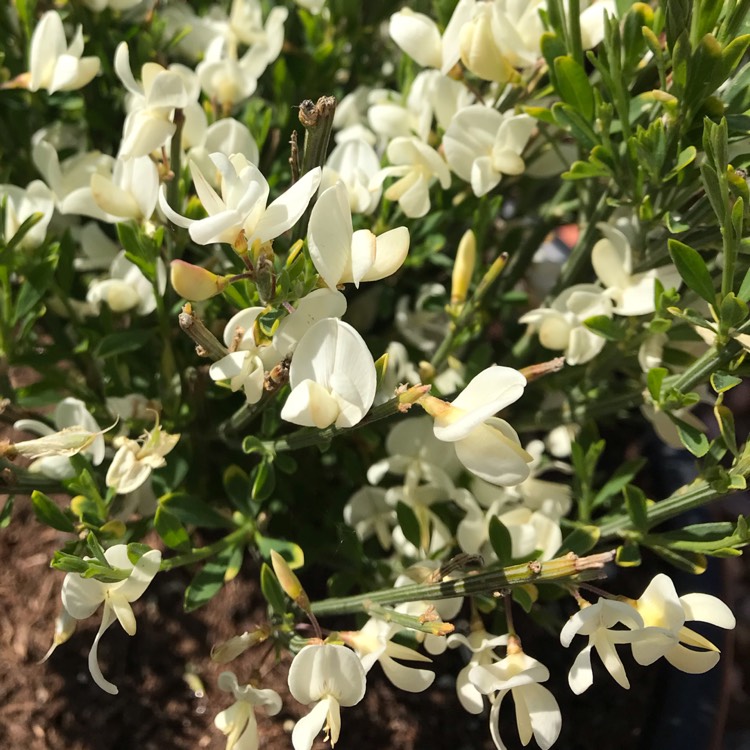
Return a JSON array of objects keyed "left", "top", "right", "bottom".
[{"left": 0, "top": 493, "right": 747, "bottom": 750}]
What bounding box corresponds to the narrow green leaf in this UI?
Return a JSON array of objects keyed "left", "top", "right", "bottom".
[
  {"left": 31, "top": 491, "right": 76, "bottom": 533},
  {"left": 251, "top": 460, "right": 275, "bottom": 502},
  {"left": 562, "top": 160, "right": 612, "bottom": 180},
  {"left": 719, "top": 292, "right": 748, "bottom": 329},
  {"left": 224, "top": 544, "right": 244, "bottom": 582},
  {"left": 396, "top": 501, "right": 421, "bottom": 550},
  {"left": 623, "top": 485, "right": 649, "bottom": 532},
  {"left": 647, "top": 367, "right": 668, "bottom": 401},
  {"left": 710, "top": 371, "right": 742, "bottom": 393},
  {"left": 154, "top": 505, "right": 192, "bottom": 551},
  {"left": 583, "top": 314, "right": 624, "bottom": 341},
  {"left": 667, "top": 239, "right": 716, "bottom": 304},
  {"left": 95, "top": 330, "right": 153, "bottom": 359},
  {"left": 511, "top": 585, "right": 537, "bottom": 613},
  {"left": 161, "top": 492, "right": 232, "bottom": 528},
  {"left": 671, "top": 414, "right": 710, "bottom": 457},
  {"left": 556, "top": 525, "right": 600, "bottom": 556},
  {"left": 593, "top": 459, "right": 647, "bottom": 509},
  {"left": 488, "top": 516, "right": 512, "bottom": 565},
  {"left": 223, "top": 465, "right": 253, "bottom": 515},
  {"left": 184, "top": 545, "right": 235, "bottom": 612},
  {"left": 737, "top": 266, "right": 750, "bottom": 302},
  {"left": 0, "top": 495, "right": 13, "bottom": 528},
  {"left": 664, "top": 146, "right": 697, "bottom": 180},
  {"left": 260, "top": 562, "right": 287, "bottom": 615},
  {"left": 615, "top": 541, "right": 642, "bottom": 567},
  {"left": 86, "top": 532, "right": 109, "bottom": 567},
  {"left": 255, "top": 534, "right": 304, "bottom": 569},
  {"left": 650, "top": 545, "right": 707, "bottom": 574},
  {"left": 553, "top": 55, "right": 595, "bottom": 119},
  {"left": 714, "top": 403, "right": 739, "bottom": 457}
]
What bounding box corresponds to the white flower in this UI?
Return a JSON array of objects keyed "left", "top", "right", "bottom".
[
  {"left": 455, "top": 492, "right": 564, "bottom": 562},
  {"left": 447, "top": 628, "right": 509, "bottom": 714},
  {"left": 592, "top": 224, "right": 681, "bottom": 316},
  {"left": 281, "top": 318, "right": 376, "bottom": 429},
  {"left": 395, "top": 283, "right": 451, "bottom": 353},
  {"left": 214, "top": 671, "right": 282, "bottom": 750},
  {"left": 579, "top": 0, "right": 618, "bottom": 49},
  {"left": 25, "top": 11, "right": 100, "bottom": 93},
  {"left": 443, "top": 106, "right": 535, "bottom": 197},
  {"left": 560, "top": 598, "right": 645, "bottom": 693},
  {"left": 470, "top": 649, "right": 562, "bottom": 750},
  {"left": 106, "top": 421, "right": 180, "bottom": 495},
  {"left": 288, "top": 644, "right": 366, "bottom": 750},
  {"left": 87, "top": 250, "right": 167, "bottom": 315},
  {"left": 14, "top": 397, "right": 105, "bottom": 479},
  {"left": 88, "top": 156, "right": 160, "bottom": 223},
  {"left": 344, "top": 486, "right": 395, "bottom": 549},
  {"left": 370, "top": 137, "right": 451, "bottom": 219},
  {"left": 209, "top": 306, "right": 281, "bottom": 404},
  {"left": 459, "top": 0, "right": 544, "bottom": 83},
  {"left": 321, "top": 139, "right": 382, "bottom": 214},
  {"left": 389, "top": 0, "right": 477, "bottom": 74},
  {"left": 189, "top": 118, "right": 260, "bottom": 189},
  {"left": 31, "top": 138, "right": 113, "bottom": 219},
  {"left": 367, "top": 414, "right": 463, "bottom": 489},
  {"left": 630, "top": 574, "right": 736, "bottom": 674},
  {"left": 420, "top": 366, "right": 533, "bottom": 486},
  {"left": 344, "top": 617, "right": 435, "bottom": 692},
  {"left": 115, "top": 42, "right": 200, "bottom": 159},
  {"left": 0, "top": 181, "right": 55, "bottom": 250},
  {"left": 308, "top": 182, "right": 410, "bottom": 289},
  {"left": 519, "top": 283, "right": 614, "bottom": 365},
  {"left": 272, "top": 288, "right": 348, "bottom": 360},
  {"left": 61, "top": 544, "right": 162, "bottom": 694},
  {"left": 159, "top": 153, "right": 320, "bottom": 248}
]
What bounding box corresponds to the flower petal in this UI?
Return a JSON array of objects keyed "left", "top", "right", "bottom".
[
  {"left": 680, "top": 593, "right": 736, "bottom": 630},
  {"left": 88, "top": 603, "right": 119, "bottom": 694}
]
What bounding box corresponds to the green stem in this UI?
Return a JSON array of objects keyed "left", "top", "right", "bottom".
[
  {"left": 159, "top": 522, "right": 254, "bottom": 572},
  {"left": 167, "top": 108, "right": 185, "bottom": 222},
  {"left": 293, "top": 96, "right": 336, "bottom": 242},
  {"left": 662, "top": 336, "right": 744, "bottom": 396},
  {"left": 599, "top": 476, "right": 741, "bottom": 540},
  {"left": 310, "top": 552, "right": 613, "bottom": 616}
]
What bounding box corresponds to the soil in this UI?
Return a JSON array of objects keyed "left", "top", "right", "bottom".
[{"left": 0, "top": 493, "right": 747, "bottom": 750}]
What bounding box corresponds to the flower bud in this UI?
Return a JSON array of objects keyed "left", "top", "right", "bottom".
[
  {"left": 170, "top": 260, "right": 229, "bottom": 301},
  {"left": 459, "top": 15, "right": 516, "bottom": 84},
  {"left": 9, "top": 424, "right": 108, "bottom": 459},
  {"left": 451, "top": 229, "right": 476, "bottom": 306},
  {"left": 271, "top": 550, "right": 310, "bottom": 610},
  {"left": 211, "top": 626, "right": 271, "bottom": 664}
]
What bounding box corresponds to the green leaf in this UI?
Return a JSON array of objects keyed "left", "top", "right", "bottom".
[
  {"left": 714, "top": 403, "right": 739, "bottom": 457},
  {"left": 488, "top": 516, "right": 512, "bottom": 565},
  {"left": 13, "top": 250, "right": 59, "bottom": 324},
  {"left": 650, "top": 545, "right": 707, "bottom": 574},
  {"left": 154, "top": 505, "right": 192, "bottom": 551},
  {"left": 251, "top": 460, "right": 275, "bottom": 502},
  {"left": 86, "top": 532, "right": 109, "bottom": 567},
  {"left": 671, "top": 414, "right": 709, "bottom": 457},
  {"left": 511, "top": 585, "right": 537, "bottom": 613},
  {"left": 719, "top": 292, "right": 748, "bottom": 329},
  {"left": 623, "top": 484, "right": 649, "bottom": 532},
  {"left": 664, "top": 146, "right": 697, "bottom": 180},
  {"left": 184, "top": 545, "right": 235, "bottom": 612},
  {"left": 95, "top": 330, "right": 153, "bottom": 359},
  {"left": 161, "top": 492, "right": 232, "bottom": 529},
  {"left": 31, "top": 491, "right": 76, "bottom": 533},
  {"left": 583, "top": 314, "right": 624, "bottom": 341},
  {"left": 224, "top": 544, "right": 244, "bottom": 582},
  {"left": 6, "top": 212, "right": 44, "bottom": 253},
  {"left": 562, "top": 159, "right": 612, "bottom": 180},
  {"left": 553, "top": 55, "right": 595, "bottom": 119},
  {"left": 551, "top": 102, "right": 598, "bottom": 148},
  {"left": 260, "top": 562, "right": 286, "bottom": 615},
  {"left": 668, "top": 239, "right": 716, "bottom": 304},
  {"left": 647, "top": 367, "right": 668, "bottom": 401},
  {"left": 710, "top": 371, "right": 742, "bottom": 393},
  {"left": 737, "top": 266, "right": 750, "bottom": 302},
  {"left": 556, "top": 525, "right": 600, "bottom": 556},
  {"left": 242, "top": 435, "right": 271, "bottom": 456},
  {"left": 223, "top": 465, "right": 254, "bottom": 515},
  {"left": 592, "top": 459, "right": 646, "bottom": 509},
  {"left": 0, "top": 495, "right": 13, "bottom": 528},
  {"left": 396, "top": 501, "right": 421, "bottom": 550},
  {"left": 615, "top": 541, "right": 642, "bottom": 567},
  {"left": 255, "top": 534, "right": 304, "bottom": 569}
]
